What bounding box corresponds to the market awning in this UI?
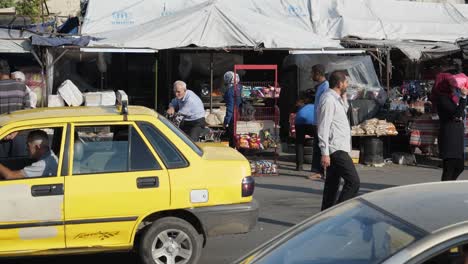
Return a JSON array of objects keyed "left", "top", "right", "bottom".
[
  {"left": 0, "top": 39, "right": 31, "bottom": 53},
  {"left": 83, "top": 0, "right": 342, "bottom": 50},
  {"left": 311, "top": 0, "right": 468, "bottom": 43},
  {"left": 457, "top": 38, "right": 468, "bottom": 56},
  {"left": 342, "top": 39, "right": 461, "bottom": 61}
]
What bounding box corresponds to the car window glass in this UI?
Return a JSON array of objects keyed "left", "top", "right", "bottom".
[
  {"left": 73, "top": 125, "right": 128, "bottom": 174},
  {"left": 130, "top": 126, "right": 160, "bottom": 171},
  {"left": 158, "top": 115, "right": 203, "bottom": 157},
  {"left": 255, "top": 200, "right": 424, "bottom": 264},
  {"left": 138, "top": 122, "right": 188, "bottom": 169},
  {"left": 73, "top": 125, "right": 160, "bottom": 175},
  {"left": 0, "top": 127, "right": 62, "bottom": 179}
]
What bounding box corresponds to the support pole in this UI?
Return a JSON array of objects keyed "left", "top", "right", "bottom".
[
  {"left": 210, "top": 52, "right": 214, "bottom": 113},
  {"left": 154, "top": 55, "right": 158, "bottom": 111},
  {"left": 386, "top": 48, "right": 392, "bottom": 91},
  {"left": 45, "top": 48, "right": 54, "bottom": 107}
]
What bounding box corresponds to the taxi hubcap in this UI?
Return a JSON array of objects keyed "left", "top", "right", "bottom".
[{"left": 151, "top": 229, "right": 192, "bottom": 264}]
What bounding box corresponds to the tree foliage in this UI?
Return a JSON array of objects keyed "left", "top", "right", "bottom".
[
  {"left": 15, "top": 0, "right": 43, "bottom": 18},
  {"left": 0, "top": 0, "right": 15, "bottom": 9}
]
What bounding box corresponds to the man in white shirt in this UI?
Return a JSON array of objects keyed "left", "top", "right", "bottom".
[
  {"left": 167, "top": 80, "right": 206, "bottom": 140},
  {"left": 317, "top": 71, "right": 360, "bottom": 211}
]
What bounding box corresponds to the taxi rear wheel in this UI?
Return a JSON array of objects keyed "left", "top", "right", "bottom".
[{"left": 139, "top": 217, "right": 203, "bottom": 264}]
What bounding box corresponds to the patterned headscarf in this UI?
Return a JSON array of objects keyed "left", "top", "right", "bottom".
[{"left": 223, "top": 71, "right": 240, "bottom": 85}]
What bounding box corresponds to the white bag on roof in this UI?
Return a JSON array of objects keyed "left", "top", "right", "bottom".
[
  {"left": 84, "top": 91, "right": 117, "bottom": 106},
  {"left": 57, "top": 80, "right": 83, "bottom": 106}
]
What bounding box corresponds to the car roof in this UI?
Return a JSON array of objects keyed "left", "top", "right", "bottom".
[
  {"left": 0, "top": 106, "right": 158, "bottom": 126},
  {"left": 362, "top": 181, "right": 468, "bottom": 233}
]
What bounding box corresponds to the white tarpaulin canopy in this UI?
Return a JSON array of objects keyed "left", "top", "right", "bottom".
[
  {"left": 310, "top": 0, "right": 468, "bottom": 42},
  {"left": 0, "top": 28, "right": 33, "bottom": 53},
  {"left": 82, "top": 0, "right": 468, "bottom": 51},
  {"left": 343, "top": 39, "right": 461, "bottom": 61},
  {"left": 83, "top": 0, "right": 341, "bottom": 49}
]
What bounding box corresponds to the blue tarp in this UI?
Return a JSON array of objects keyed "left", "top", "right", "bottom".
[{"left": 31, "top": 35, "right": 92, "bottom": 47}]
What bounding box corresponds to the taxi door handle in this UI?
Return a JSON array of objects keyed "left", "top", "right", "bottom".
[
  {"left": 137, "top": 177, "right": 159, "bottom": 189},
  {"left": 31, "top": 184, "right": 64, "bottom": 197}
]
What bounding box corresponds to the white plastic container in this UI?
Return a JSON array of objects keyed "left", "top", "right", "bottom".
[
  {"left": 48, "top": 94, "right": 65, "bottom": 107},
  {"left": 57, "top": 80, "right": 83, "bottom": 106}
]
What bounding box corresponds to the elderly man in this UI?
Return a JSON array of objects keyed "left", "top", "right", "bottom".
[
  {"left": 167, "top": 80, "right": 206, "bottom": 140},
  {"left": 0, "top": 130, "right": 58, "bottom": 180},
  {"left": 11, "top": 71, "right": 37, "bottom": 108}
]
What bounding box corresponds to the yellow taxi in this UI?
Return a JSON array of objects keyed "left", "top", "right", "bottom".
[{"left": 0, "top": 100, "right": 257, "bottom": 264}]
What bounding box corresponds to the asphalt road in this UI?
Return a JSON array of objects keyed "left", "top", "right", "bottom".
[{"left": 4, "top": 159, "right": 468, "bottom": 264}]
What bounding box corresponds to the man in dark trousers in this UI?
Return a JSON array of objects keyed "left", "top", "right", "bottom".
[
  {"left": 317, "top": 71, "right": 360, "bottom": 211},
  {"left": 309, "top": 64, "right": 328, "bottom": 179}
]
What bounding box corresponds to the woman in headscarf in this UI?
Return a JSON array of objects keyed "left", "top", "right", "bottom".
[
  {"left": 436, "top": 74, "right": 468, "bottom": 181},
  {"left": 223, "top": 71, "right": 241, "bottom": 147}
]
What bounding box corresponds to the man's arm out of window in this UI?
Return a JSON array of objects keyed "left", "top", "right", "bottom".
[{"left": 0, "top": 164, "right": 25, "bottom": 180}]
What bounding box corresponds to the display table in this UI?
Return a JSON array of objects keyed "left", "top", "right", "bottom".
[{"left": 409, "top": 115, "right": 468, "bottom": 156}]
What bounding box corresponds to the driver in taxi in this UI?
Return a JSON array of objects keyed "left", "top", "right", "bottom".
[{"left": 0, "top": 130, "right": 58, "bottom": 180}]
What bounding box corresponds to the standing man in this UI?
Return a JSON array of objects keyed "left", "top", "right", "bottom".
[
  {"left": 0, "top": 60, "right": 30, "bottom": 158},
  {"left": 309, "top": 64, "right": 329, "bottom": 179},
  {"left": 11, "top": 71, "right": 37, "bottom": 108},
  {"left": 0, "top": 59, "right": 30, "bottom": 114},
  {"left": 167, "top": 80, "right": 206, "bottom": 141},
  {"left": 318, "top": 71, "right": 360, "bottom": 211}
]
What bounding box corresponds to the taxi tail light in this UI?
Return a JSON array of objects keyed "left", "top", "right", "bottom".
[{"left": 241, "top": 176, "right": 255, "bottom": 197}]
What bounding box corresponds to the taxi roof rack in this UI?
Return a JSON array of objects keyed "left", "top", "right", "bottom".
[{"left": 116, "top": 90, "right": 129, "bottom": 120}]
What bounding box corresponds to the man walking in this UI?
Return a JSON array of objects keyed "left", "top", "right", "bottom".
[
  {"left": 309, "top": 64, "right": 328, "bottom": 179},
  {"left": 318, "top": 71, "right": 360, "bottom": 211}
]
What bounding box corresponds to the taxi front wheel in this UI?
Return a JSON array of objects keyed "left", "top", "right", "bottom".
[{"left": 139, "top": 217, "right": 203, "bottom": 264}]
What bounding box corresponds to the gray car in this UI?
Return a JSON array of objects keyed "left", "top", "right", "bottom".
[{"left": 236, "top": 181, "right": 468, "bottom": 264}]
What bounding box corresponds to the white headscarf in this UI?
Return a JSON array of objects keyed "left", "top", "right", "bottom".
[{"left": 11, "top": 71, "right": 26, "bottom": 82}]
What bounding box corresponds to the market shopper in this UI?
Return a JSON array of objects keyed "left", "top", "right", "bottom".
[
  {"left": 11, "top": 71, "right": 37, "bottom": 108},
  {"left": 436, "top": 75, "right": 468, "bottom": 181},
  {"left": 0, "top": 59, "right": 30, "bottom": 114},
  {"left": 0, "top": 60, "right": 30, "bottom": 158},
  {"left": 167, "top": 80, "right": 206, "bottom": 141},
  {"left": 223, "top": 71, "right": 242, "bottom": 147},
  {"left": 318, "top": 70, "right": 360, "bottom": 211},
  {"left": 294, "top": 97, "right": 315, "bottom": 171},
  {"left": 309, "top": 64, "right": 329, "bottom": 179}
]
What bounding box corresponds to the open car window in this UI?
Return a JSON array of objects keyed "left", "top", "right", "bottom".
[{"left": 0, "top": 127, "right": 64, "bottom": 179}]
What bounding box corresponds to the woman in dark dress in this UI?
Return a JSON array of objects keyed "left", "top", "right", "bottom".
[{"left": 437, "top": 76, "right": 468, "bottom": 181}]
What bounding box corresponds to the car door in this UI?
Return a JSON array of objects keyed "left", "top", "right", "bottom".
[
  {"left": 0, "top": 124, "right": 67, "bottom": 253},
  {"left": 64, "top": 122, "right": 169, "bottom": 248}
]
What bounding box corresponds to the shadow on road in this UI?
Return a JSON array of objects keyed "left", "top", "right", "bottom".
[
  {"left": 256, "top": 181, "right": 397, "bottom": 196},
  {"left": 256, "top": 183, "right": 322, "bottom": 195},
  {"left": 258, "top": 217, "right": 296, "bottom": 227}
]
